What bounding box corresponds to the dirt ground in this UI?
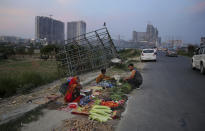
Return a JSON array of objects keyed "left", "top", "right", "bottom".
[
  {"left": 0, "top": 55, "right": 144, "bottom": 131},
  {"left": 54, "top": 117, "right": 114, "bottom": 131}
]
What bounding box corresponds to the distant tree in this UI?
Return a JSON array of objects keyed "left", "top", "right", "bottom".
[
  {"left": 27, "top": 48, "right": 34, "bottom": 55},
  {"left": 29, "top": 43, "right": 34, "bottom": 47},
  {"left": 40, "top": 44, "right": 59, "bottom": 59},
  {"left": 187, "top": 45, "right": 198, "bottom": 56},
  {"left": 15, "top": 47, "right": 26, "bottom": 55},
  {"left": 37, "top": 42, "right": 43, "bottom": 48},
  {"left": 0, "top": 46, "right": 15, "bottom": 56}
]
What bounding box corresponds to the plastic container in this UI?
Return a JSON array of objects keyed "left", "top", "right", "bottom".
[{"left": 69, "top": 102, "right": 78, "bottom": 109}]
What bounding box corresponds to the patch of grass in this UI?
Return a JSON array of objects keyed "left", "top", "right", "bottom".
[
  {"left": 0, "top": 71, "right": 59, "bottom": 97},
  {"left": 0, "top": 59, "right": 59, "bottom": 98},
  {"left": 127, "top": 59, "right": 139, "bottom": 64},
  {"left": 112, "top": 59, "right": 139, "bottom": 71},
  {"left": 0, "top": 76, "right": 18, "bottom": 97},
  {"left": 111, "top": 60, "right": 139, "bottom": 73},
  {"left": 112, "top": 63, "right": 128, "bottom": 71},
  {"left": 118, "top": 49, "right": 141, "bottom": 60}
]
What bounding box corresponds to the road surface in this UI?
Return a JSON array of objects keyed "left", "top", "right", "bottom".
[{"left": 117, "top": 54, "right": 205, "bottom": 131}]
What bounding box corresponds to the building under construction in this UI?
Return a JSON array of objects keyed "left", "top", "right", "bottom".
[{"left": 56, "top": 27, "right": 118, "bottom": 77}]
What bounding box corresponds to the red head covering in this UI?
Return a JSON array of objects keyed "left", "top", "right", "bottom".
[
  {"left": 64, "top": 76, "right": 79, "bottom": 103},
  {"left": 68, "top": 76, "right": 78, "bottom": 87}
]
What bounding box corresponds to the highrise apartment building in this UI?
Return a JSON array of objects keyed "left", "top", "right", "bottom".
[
  {"left": 35, "top": 16, "right": 64, "bottom": 44},
  {"left": 146, "top": 24, "right": 158, "bottom": 43},
  {"left": 67, "top": 21, "right": 86, "bottom": 41},
  {"left": 132, "top": 24, "right": 159, "bottom": 43}
]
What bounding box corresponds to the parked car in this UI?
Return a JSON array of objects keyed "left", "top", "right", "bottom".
[
  {"left": 192, "top": 45, "right": 205, "bottom": 74},
  {"left": 166, "top": 49, "right": 178, "bottom": 57},
  {"left": 140, "top": 49, "right": 157, "bottom": 62}
]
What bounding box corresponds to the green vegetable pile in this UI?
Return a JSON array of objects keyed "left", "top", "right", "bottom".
[
  {"left": 94, "top": 99, "right": 101, "bottom": 105},
  {"left": 89, "top": 105, "right": 112, "bottom": 122},
  {"left": 109, "top": 87, "right": 123, "bottom": 101},
  {"left": 110, "top": 94, "right": 122, "bottom": 101},
  {"left": 121, "top": 82, "right": 132, "bottom": 94}
]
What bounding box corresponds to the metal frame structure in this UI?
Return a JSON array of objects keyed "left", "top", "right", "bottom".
[{"left": 56, "top": 27, "right": 117, "bottom": 76}]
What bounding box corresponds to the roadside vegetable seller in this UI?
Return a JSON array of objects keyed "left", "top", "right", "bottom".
[
  {"left": 96, "top": 68, "right": 115, "bottom": 88},
  {"left": 64, "top": 76, "right": 82, "bottom": 103},
  {"left": 96, "top": 68, "right": 111, "bottom": 83},
  {"left": 124, "top": 63, "right": 143, "bottom": 89}
]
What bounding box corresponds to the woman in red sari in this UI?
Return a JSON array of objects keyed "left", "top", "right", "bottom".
[{"left": 64, "top": 77, "right": 82, "bottom": 103}]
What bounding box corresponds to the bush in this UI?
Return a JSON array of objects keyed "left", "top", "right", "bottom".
[
  {"left": 20, "top": 72, "right": 44, "bottom": 86},
  {"left": 0, "top": 76, "right": 18, "bottom": 97},
  {"left": 41, "top": 72, "right": 59, "bottom": 83},
  {"left": 187, "top": 45, "right": 196, "bottom": 56},
  {"left": 177, "top": 50, "right": 192, "bottom": 57},
  {"left": 19, "top": 72, "right": 44, "bottom": 92},
  {"left": 177, "top": 45, "right": 198, "bottom": 57},
  {"left": 0, "top": 45, "right": 15, "bottom": 56},
  {"left": 118, "top": 49, "right": 141, "bottom": 60}
]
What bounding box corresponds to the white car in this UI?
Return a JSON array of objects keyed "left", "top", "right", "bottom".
[
  {"left": 140, "top": 49, "right": 157, "bottom": 62},
  {"left": 192, "top": 45, "right": 205, "bottom": 74}
]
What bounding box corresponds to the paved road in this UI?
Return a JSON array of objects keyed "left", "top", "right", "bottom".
[{"left": 117, "top": 54, "right": 205, "bottom": 131}]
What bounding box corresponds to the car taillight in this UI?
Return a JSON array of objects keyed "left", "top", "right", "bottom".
[{"left": 142, "top": 53, "right": 144, "bottom": 56}]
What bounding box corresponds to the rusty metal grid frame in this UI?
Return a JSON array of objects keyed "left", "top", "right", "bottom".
[{"left": 56, "top": 27, "right": 117, "bottom": 77}]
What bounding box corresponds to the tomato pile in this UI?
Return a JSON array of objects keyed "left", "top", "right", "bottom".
[{"left": 101, "top": 101, "right": 119, "bottom": 108}]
